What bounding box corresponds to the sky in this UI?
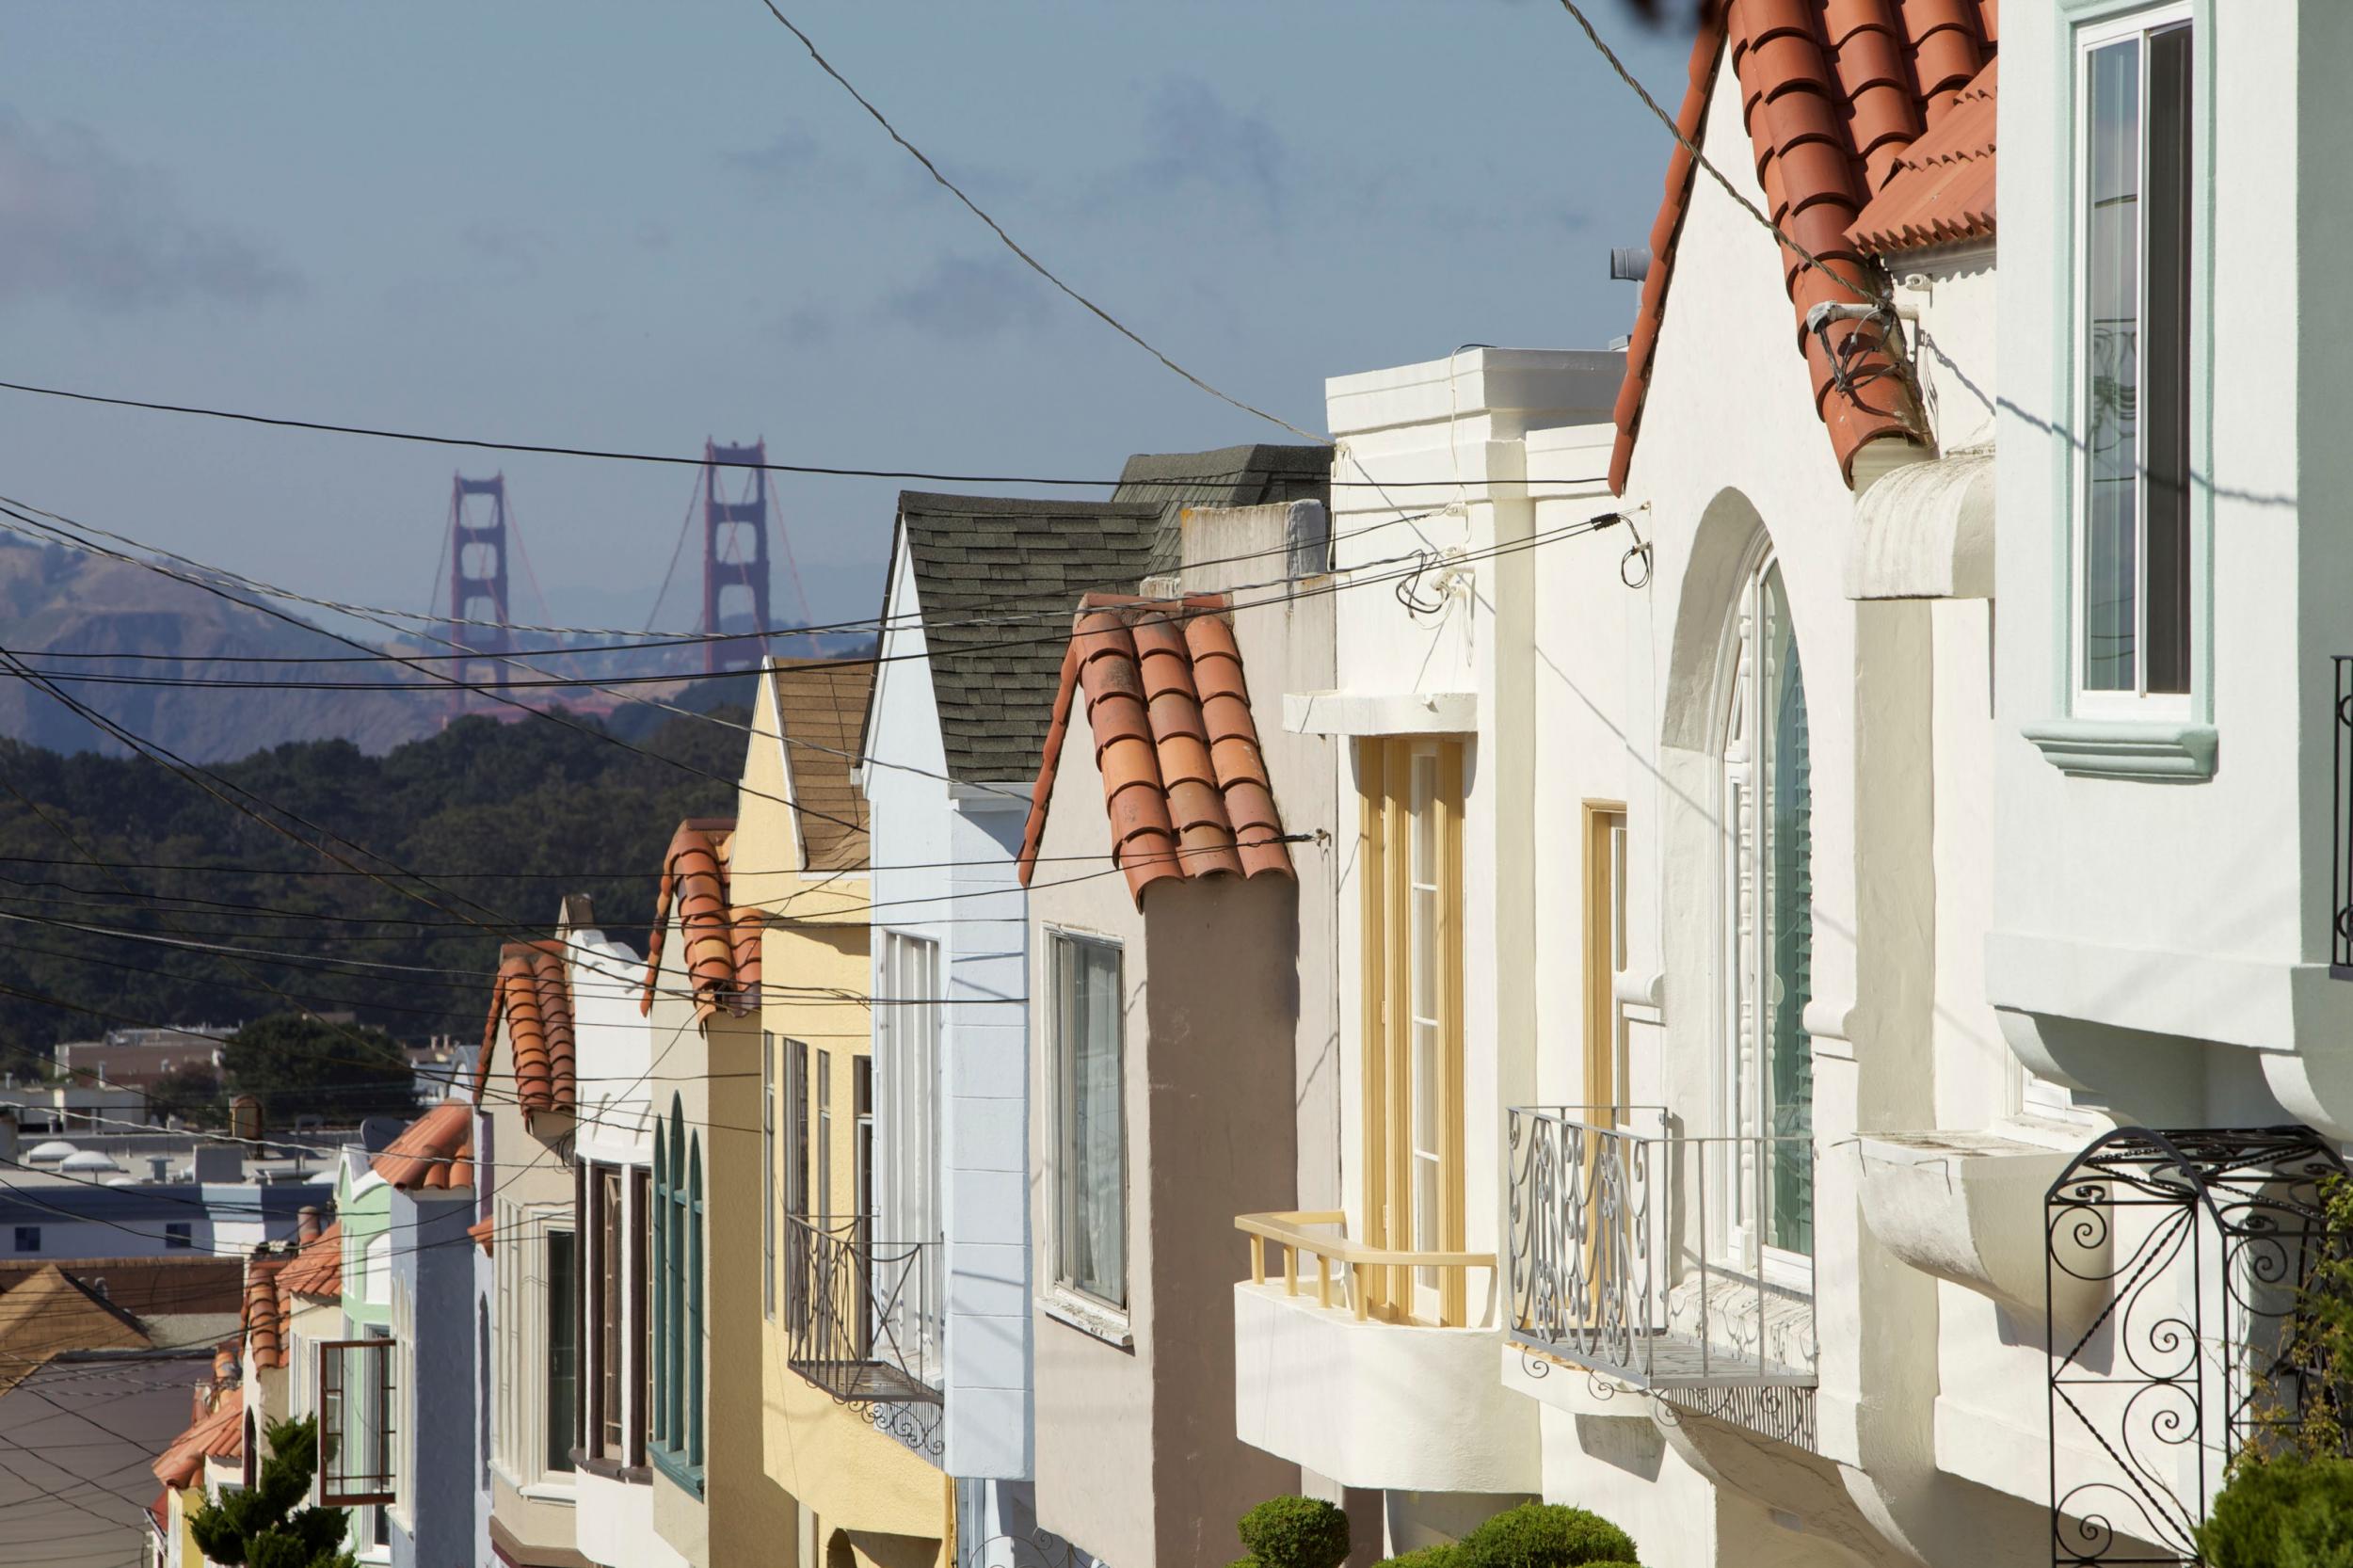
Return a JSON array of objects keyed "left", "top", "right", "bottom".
[{"left": 1, "top": 1, "right": 1692, "bottom": 636}]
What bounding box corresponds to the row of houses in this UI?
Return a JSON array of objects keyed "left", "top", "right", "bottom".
[{"left": 147, "top": 4, "right": 2353, "bottom": 1565}]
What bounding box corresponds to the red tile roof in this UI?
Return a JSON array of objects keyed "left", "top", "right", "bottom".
[
  {"left": 1609, "top": 0, "right": 1996, "bottom": 492},
  {"left": 1849, "top": 57, "right": 1996, "bottom": 253},
  {"left": 1018, "top": 595, "right": 1293, "bottom": 905},
  {"left": 153, "top": 1386, "right": 242, "bottom": 1489},
  {"left": 640, "top": 820, "right": 762, "bottom": 1019},
  {"left": 279, "top": 1222, "right": 342, "bottom": 1300},
  {"left": 372, "top": 1102, "right": 474, "bottom": 1191},
  {"left": 241, "top": 1255, "right": 287, "bottom": 1368},
  {"left": 475, "top": 940, "right": 576, "bottom": 1114},
  {"left": 468, "top": 1215, "right": 496, "bottom": 1256}
]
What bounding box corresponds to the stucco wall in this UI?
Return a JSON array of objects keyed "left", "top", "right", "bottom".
[
  {"left": 862, "top": 532, "right": 1036, "bottom": 1486},
  {"left": 0, "top": 1352, "right": 213, "bottom": 1568},
  {"left": 388, "top": 1185, "right": 476, "bottom": 1568}
]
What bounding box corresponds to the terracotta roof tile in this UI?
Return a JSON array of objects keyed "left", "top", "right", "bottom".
[
  {"left": 474, "top": 940, "right": 576, "bottom": 1114},
  {"left": 280, "top": 1222, "right": 342, "bottom": 1300},
  {"left": 371, "top": 1102, "right": 474, "bottom": 1191},
  {"left": 1017, "top": 595, "right": 1293, "bottom": 905},
  {"left": 640, "top": 820, "right": 760, "bottom": 1019},
  {"left": 1849, "top": 58, "right": 1997, "bottom": 253},
  {"left": 153, "top": 1386, "right": 242, "bottom": 1489},
  {"left": 1609, "top": 0, "right": 1994, "bottom": 492},
  {"left": 468, "top": 1216, "right": 496, "bottom": 1256},
  {"left": 241, "top": 1255, "right": 287, "bottom": 1368},
  {"left": 770, "top": 660, "right": 873, "bottom": 874}
]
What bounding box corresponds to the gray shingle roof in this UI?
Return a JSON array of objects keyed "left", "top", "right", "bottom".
[
  {"left": 899, "top": 491, "right": 1167, "bottom": 785},
  {"left": 900, "top": 446, "right": 1331, "bottom": 786},
  {"left": 1111, "top": 443, "right": 1332, "bottom": 540}
]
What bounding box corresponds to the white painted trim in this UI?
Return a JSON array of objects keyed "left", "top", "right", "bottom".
[
  {"left": 2019, "top": 717, "right": 2217, "bottom": 779},
  {"left": 1282, "top": 691, "right": 1476, "bottom": 736},
  {"left": 1039, "top": 1289, "right": 1132, "bottom": 1351}
]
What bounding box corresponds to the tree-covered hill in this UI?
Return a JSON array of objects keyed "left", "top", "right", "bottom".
[{"left": 0, "top": 707, "right": 745, "bottom": 1053}]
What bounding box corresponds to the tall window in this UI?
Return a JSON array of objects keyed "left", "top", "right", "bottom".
[
  {"left": 761, "top": 1034, "right": 776, "bottom": 1321},
  {"left": 593, "top": 1166, "right": 624, "bottom": 1460},
  {"left": 1583, "top": 805, "right": 1629, "bottom": 1111},
  {"left": 1722, "top": 552, "right": 1812, "bottom": 1260},
  {"left": 319, "top": 1336, "right": 395, "bottom": 1506},
  {"left": 650, "top": 1096, "right": 704, "bottom": 1481},
  {"left": 1358, "top": 737, "right": 1466, "bottom": 1325},
  {"left": 875, "top": 931, "right": 943, "bottom": 1380},
  {"left": 546, "top": 1228, "right": 577, "bottom": 1474},
  {"left": 2076, "top": 7, "right": 2194, "bottom": 705},
  {"left": 630, "top": 1166, "right": 648, "bottom": 1469},
  {"left": 1049, "top": 933, "right": 1125, "bottom": 1309},
  {"left": 819, "top": 1049, "right": 835, "bottom": 1221}
]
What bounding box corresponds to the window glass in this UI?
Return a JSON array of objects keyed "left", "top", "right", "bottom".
[
  {"left": 2080, "top": 20, "right": 2194, "bottom": 698},
  {"left": 1053, "top": 935, "right": 1125, "bottom": 1307},
  {"left": 1758, "top": 564, "right": 1813, "bottom": 1256},
  {"left": 12, "top": 1228, "right": 36, "bottom": 1254},
  {"left": 546, "top": 1227, "right": 576, "bottom": 1474}
]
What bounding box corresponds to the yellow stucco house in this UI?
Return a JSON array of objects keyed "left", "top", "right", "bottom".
[{"left": 739, "top": 660, "right": 955, "bottom": 1568}]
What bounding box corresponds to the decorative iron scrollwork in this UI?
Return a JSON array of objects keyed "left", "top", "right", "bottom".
[{"left": 2046, "top": 1126, "right": 2349, "bottom": 1568}]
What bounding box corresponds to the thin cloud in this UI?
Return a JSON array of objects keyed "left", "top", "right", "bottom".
[
  {"left": 877, "top": 254, "right": 1053, "bottom": 340},
  {"left": 723, "top": 123, "right": 830, "bottom": 186},
  {"left": 0, "top": 107, "right": 299, "bottom": 311},
  {"left": 1100, "top": 76, "right": 1289, "bottom": 222}
]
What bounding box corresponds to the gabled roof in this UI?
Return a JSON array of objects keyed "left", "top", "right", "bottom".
[
  {"left": 1849, "top": 58, "right": 1997, "bottom": 254},
  {"left": 771, "top": 661, "right": 873, "bottom": 874},
  {"left": 1018, "top": 595, "right": 1293, "bottom": 905},
  {"left": 896, "top": 492, "right": 1166, "bottom": 786},
  {"left": 1609, "top": 0, "right": 1996, "bottom": 492},
  {"left": 640, "top": 819, "right": 761, "bottom": 1019},
  {"left": 153, "top": 1386, "right": 242, "bottom": 1489},
  {"left": 372, "top": 1102, "right": 474, "bottom": 1191},
  {"left": 0, "top": 1264, "right": 151, "bottom": 1396},
  {"left": 476, "top": 940, "right": 576, "bottom": 1114},
  {"left": 279, "top": 1222, "right": 342, "bottom": 1300},
  {"left": 1110, "top": 443, "right": 1331, "bottom": 519}
]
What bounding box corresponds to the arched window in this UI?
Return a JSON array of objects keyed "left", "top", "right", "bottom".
[
  {"left": 666, "top": 1098, "right": 685, "bottom": 1453},
  {"left": 686, "top": 1134, "right": 703, "bottom": 1471},
  {"left": 650, "top": 1120, "right": 666, "bottom": 1448},
  {"left": 1721, "top": 548, "right": 1812, "bottom": 1260}
]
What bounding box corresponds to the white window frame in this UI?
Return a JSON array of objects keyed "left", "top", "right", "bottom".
[
  {"left": 2068, "top": 0, "right": 2197, "bottom": 720},
  {"left": 1047, "top": 928, "right": 1128, "bottom": 1318},
  {"left": 491, "top": 1201, "right": 577, "bottom": 1497},
  {"left": 761, "top": 1034, "right": 776, "bottom": 1320},
  {"left": 1717, "top": 541, "right": 1813, "bottom": 1291},
  {"left": 873, "top": 930, "right": 943, "bottom": 1384}
]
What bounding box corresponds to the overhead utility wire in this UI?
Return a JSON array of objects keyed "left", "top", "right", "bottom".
[{"left": 749, "top": 2, "right": 1322, "bottom": 441}]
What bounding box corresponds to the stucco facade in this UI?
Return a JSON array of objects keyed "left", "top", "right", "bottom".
[{"left": 1021, "top": 504, "right": 1336, "bottom": 1568}]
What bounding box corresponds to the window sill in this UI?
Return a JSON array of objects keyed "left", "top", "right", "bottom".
[
  {"left": 1041, "top": 1290, "right": 1133, "bottom": 1351},
  {"left": 568, "top": 1448, "right": 651, "bottom": 1484},
  {"left": 518, "top": 1479, "right": 577, "bottom": 1504},
  {"left": 2022, "top": 717, "right": 2217, "bottom": 781},
  {"left": 648, "top": 1445, "right": 704, "bottom": 1498}
]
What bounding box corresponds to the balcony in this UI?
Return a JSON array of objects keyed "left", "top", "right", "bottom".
[
  {"left": 1505, "top": 1108, "right": 1816, "bottom": 1448},
  {"left": 783, "top": 1216, "right": 940, "bottom": 1409},
  {"left": 1230, "top": 1210, "right": 1539, "bottom": 1494}
]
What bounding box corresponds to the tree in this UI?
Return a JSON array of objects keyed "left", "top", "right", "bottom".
[
  {"left": 147, "top": 1064, "right": 227, "bottom": 1128},
  {"left": 187, "top": 1414, "right": 357, "bottom": 1568},
  {"left": 225, "top": 1015, "right": 413, "bottom": 1126}
]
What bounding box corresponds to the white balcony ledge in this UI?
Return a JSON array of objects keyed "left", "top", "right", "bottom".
[
  {"left": 1856, "top": 1129, "right": 2107, "bottom": 1334},
  {"left": 1233, "top": 1280, "right": 1538, "bottom": 1494}
]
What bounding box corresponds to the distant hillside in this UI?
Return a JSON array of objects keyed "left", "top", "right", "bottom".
[
  {"left": 0, "top": 534, "right": 443, "bottom": 760},
  {"left": 0, "top": 706, "right": 749, "bottom": 1050}
]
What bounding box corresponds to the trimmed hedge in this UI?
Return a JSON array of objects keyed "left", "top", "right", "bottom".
[
  {"left": 1458, "top": 1503, "right": 1638, "bottom": 1568},
  {"left": 2197, "top": 1456, "right": 2353, "bottom": 1568},
  {"left": 1240, "top": 1497, "right": 1352, "bottom": 1568},
  {"left": 1377, "top": 1547, "right": 1465, "bottom": 1568}
]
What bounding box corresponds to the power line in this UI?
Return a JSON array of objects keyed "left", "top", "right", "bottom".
[{"left": 747, "top": 2, "right": 1324, "bottom": 443}]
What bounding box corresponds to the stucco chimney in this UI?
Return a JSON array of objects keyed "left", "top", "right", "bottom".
[{"left": 296, "top": 1205, "right": 322, "bottom": 1244}]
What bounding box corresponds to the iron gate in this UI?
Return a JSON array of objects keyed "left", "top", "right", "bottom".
[{"left": 2046, "top": 1126, "right": 2347, "bottom": 1567}]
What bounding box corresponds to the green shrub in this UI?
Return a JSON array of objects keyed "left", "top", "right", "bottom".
[
  {"left": 1378, "top": 1547, "right": 1465, "bottom": 1568},
  {"left": 1458, "top": 1503, "right": 1637, "bottom": 1568},
  {"left": 2198, "top": 1454, "right": 2353, "bottom": 1568},
  {"left": 1240, "top": 1496, "right": 1352, "bottom": 1568},
  {"left": 1229, "top": 1558, "right": 1263, "bottom": 1568}
]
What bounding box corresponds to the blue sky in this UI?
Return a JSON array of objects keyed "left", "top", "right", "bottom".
[{"left": 1, "top": 1, "right": 1689, "bottom": 632}]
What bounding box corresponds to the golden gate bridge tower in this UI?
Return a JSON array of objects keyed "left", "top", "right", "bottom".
[
  {"left": 444, "top": 472, "right": 512, "bottom": 720},
  {"left": 700, "top": 440, "right": 774, "bottom": 676}
]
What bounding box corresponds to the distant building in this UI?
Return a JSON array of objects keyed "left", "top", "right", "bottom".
[{"left": 51, "top": 1026, "right": 232, "bottom": 1093}]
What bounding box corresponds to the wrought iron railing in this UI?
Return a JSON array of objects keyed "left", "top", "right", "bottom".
[
  {"left": 2334, "top": 658, "right": 2353, "bottom": 976},
  {"left": 1506, "top": 1107, "right": 1817, "bottom": 1393},
  {"left": 783, "top": 1215, "right": 941, "bottom": 1407}
]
